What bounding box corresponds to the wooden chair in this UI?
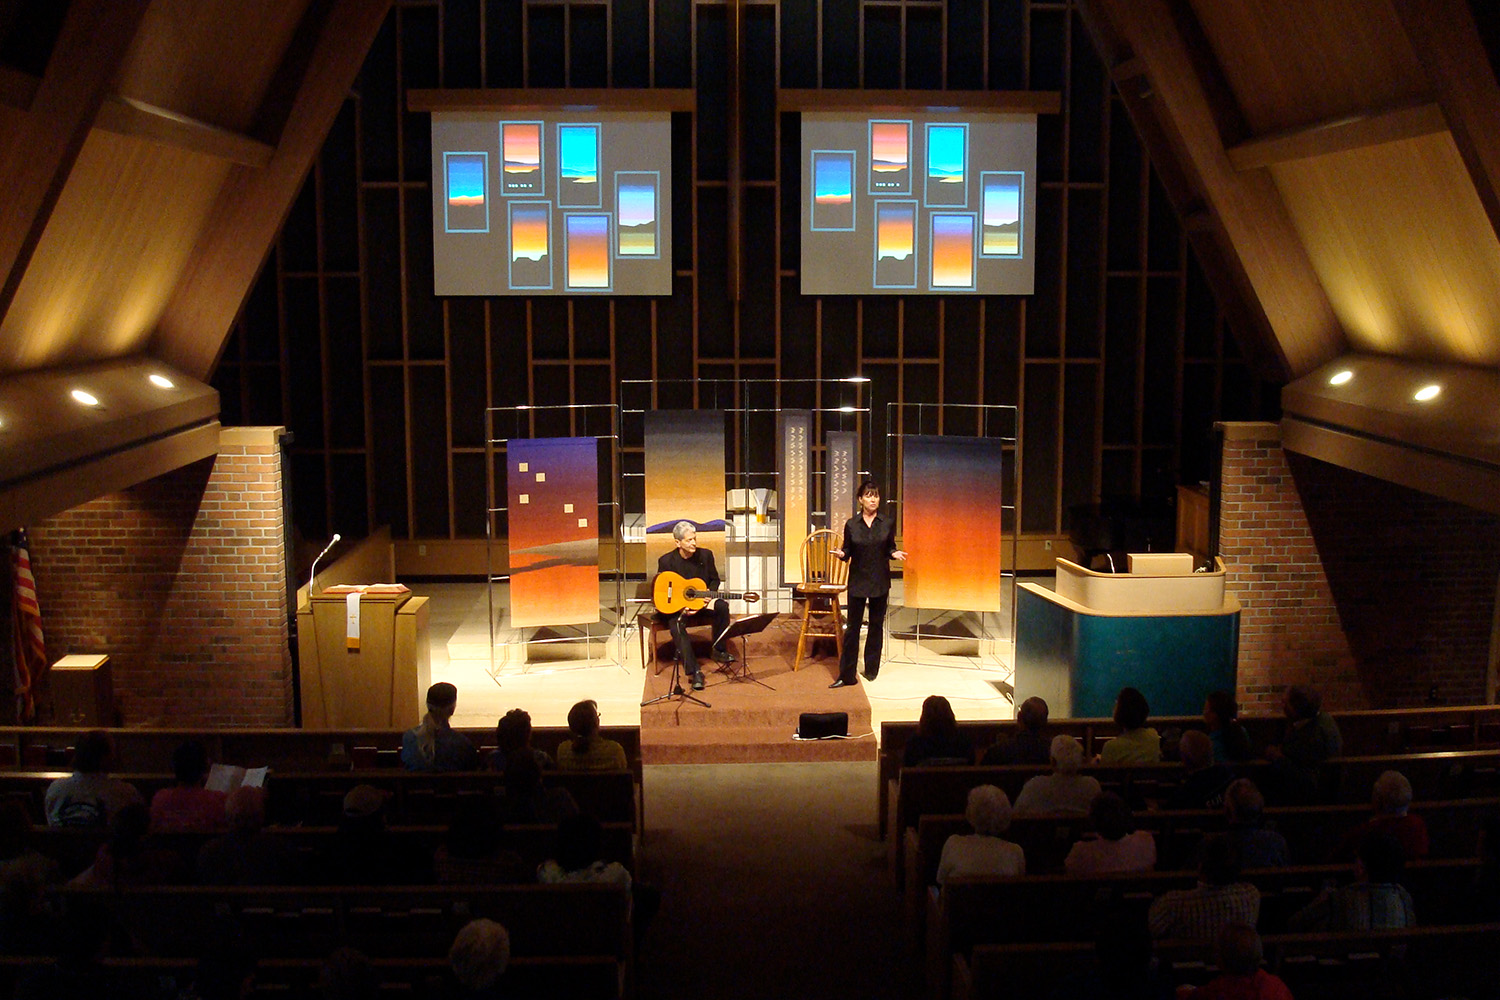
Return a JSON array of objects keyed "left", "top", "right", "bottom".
[
  {"left": 634, "top": 578, "right": 717, "bottom": 676},
  {"left": 793, "top": 528, "right": 849, "bottom": 670}
]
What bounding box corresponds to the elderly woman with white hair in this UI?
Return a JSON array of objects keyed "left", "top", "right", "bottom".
[
  {"left": 935, "top": 785, "right": 1025, "bottom": 884},
  {"left": 1331, "top": 768, "right": 1429, "bottom": 862},
  {"left": 1011, "top": 735, "right": 1103, "bottom": 817}
]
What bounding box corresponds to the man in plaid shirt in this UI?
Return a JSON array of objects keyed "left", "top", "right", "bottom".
[{"left": 1148, "top": 835, "right": 1260, "bottom": 940}]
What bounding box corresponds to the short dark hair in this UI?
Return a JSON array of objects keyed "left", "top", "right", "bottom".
[
  {"left": 555, "top": 813, "right": 604, "bottom": 872},
  {"left": 856, "top": 479, "right": 880, "bottom": 498},
  {"left": 1017, "top": 697, "right": 1049, "bottom": 731},
  {"left": 1090, "top": 791, "right": 1135, "bottom": 842},
  {"left": 496, "top": 709, "right": 533, "bottom": 755},
  {"left": 1206, "top": 690, "right": 1238, "bottom": 723},
  {"left": 1284, "top": 685, "right": 1321, "bottom": 720},
  {"left": 1199, "top": 834, "right": 1242, "bottom": 886},
  {"left": 1215, "top": 923, "right": 1263, "bottom": 977},
  {"left": 173, "top": 740, "right": 209, "bottom": 786},
  {"left": 71, "top": 731, "right": 113, "bottom": 774},
  {"left": 1114, "top": 687, "right": 1150, "bottom": 731}
]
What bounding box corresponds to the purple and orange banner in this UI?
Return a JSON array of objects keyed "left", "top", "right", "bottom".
[
  {"left": 901, "top": 435, "right": 1003, "bottom": 612},
  {"left": 507, "top": 437, "right": 599, "bottom": 628},
  {"left": 644, "top": 411, "right": 726, "bottom": 570}
]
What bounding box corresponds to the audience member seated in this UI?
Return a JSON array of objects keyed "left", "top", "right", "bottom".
[
  {"left": 401, "top": 682, "right": 480, "bottom": 772},
  {"left": 981, "top": 696, "right": 1052, "bottom": 766},
  {"left": 538, "top": 813, "right": 631, "bottom": 889},
  {"left": 903, "top": 695, "right": 975, "bottom": 766},
  {"left": 1289, "top": 831, "right": 1414, "bottom": 932},
  {"left": 1330, "top": 769, "right": 1429, "bottom": 862},
  {"left": 1100, "top": 687, "right": 1162, "bottom": 764},
  {"left": 149, "top": 740, "right": 229, "bottom": 835},
  {"left": 318, "top": 946, "right": 378, "bottom": 1000},
  {"left": 936, "top": 785, "right": 1025, "bottom": 884},
  {"left": 322, "top": 784, "right": 428, "bottom": 884},
  {"left": 1163, "top": 731, "right": 1235, "bottom": 811},
  {"left": 448, "top": 918, "right": 510, "bottom": 1000},
  {"left": 433, "top": 796, "right": 526, "bottom": 885},
  {"left": 0, "top": 800, "right": 57, "bottom": 889},
  {"left": 1263, "top": 685, "right": 1342, "bottom": 803},
  {"left": 1047, "top": 910, "right": 1174, "bottom": 1000},
  {"left": 43, "top": 730, "right": 144, "bottom": 828},
  {"left": 196, "top": 787, "right": 300, "bottom": 886},
  {"left": 70, "top": 802, "right": 189, "bottom": 887},
  {"left": 0, "top": 802, "right": 58, "bottom": 955},
  {"left": 497, "top": 753, "right": 579, "bottom": 825},
  {"left": 488, "top": 707, "right": 555, "bottom": 772},
  {"left": 556, "top": 700, "right": 628, "bottom": 772},
  {"left": 1147, "top": 836, "right": 1259, "bottom": 941},
  {"left": 1065, "top": 792, "right": 1157, "bottom": 875},
  {"left": 1221, "top": 780, "right": 1288, "bottom": 869},
  {"left": 1014, "top": 735, "right": 1103, "bottom": 817},
  {"left": 1203, "top": 691, "right": 1251, "bottom": 764},
  {"left": 1179, "top": 923, "right": 1292, "bottom": 1000}
]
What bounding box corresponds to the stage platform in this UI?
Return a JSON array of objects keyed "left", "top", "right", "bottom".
[{"left": 426, "top": 580, "right": 1020, "bottom": 764}]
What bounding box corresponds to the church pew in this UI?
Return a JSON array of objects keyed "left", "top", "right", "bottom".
[
  {"left": 952, "top": 924, "right": 1500, "bottom": 1000},
  {"left": 925, "top": 860, "right": 1484, "bottom": 1000},
  {"left": 55, "top": 882, "right": 633, "bottom": 963}
]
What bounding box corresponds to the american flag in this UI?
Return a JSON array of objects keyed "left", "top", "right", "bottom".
[{"left": 10, "top": 530, "right": 44, "bottom": 721}]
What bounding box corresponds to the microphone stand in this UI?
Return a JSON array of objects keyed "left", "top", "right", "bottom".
[{"left": 308, "top": 533, "right": 341, "bottom": 595}]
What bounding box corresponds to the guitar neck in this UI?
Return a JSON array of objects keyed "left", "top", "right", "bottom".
[{"left": 687, "top": 587, "right": 751, "bottom": 602}]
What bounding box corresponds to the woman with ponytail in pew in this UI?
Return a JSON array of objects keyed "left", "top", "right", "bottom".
[{"left": 401, "top": 682, "right": 479, "bottom": 772}]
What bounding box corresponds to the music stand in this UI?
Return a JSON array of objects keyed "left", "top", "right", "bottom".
[{"left": 713, "top": 612, "right": 779, "bottom": 690}]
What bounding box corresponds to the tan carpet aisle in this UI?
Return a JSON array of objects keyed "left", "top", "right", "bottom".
[
  {"left": 638, "top": 615, "right": 879, "bottom": 764},
  {"left": 635, "top": 762, "right": 918, "bottom": 999}
]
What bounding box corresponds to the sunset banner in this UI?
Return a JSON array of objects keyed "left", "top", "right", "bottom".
[
  {"left": 507, "top": 437, "right": 599, "bottom": 628},
  {"left": 508, "top": 202, "right": 552, "bottom": 289},
  {"left": 644, "top": 411, "right": 726, "bottom": 570},
  {"left": 901, "top": 435, "right": 1003, "bottom": 612},
  {"left": 615, "top": 171, "right": 659, "bottom": 257},
  {"left": 868, "top": 120, "right": 911, "bottom": 194},
  {"left": 874, "top": 200, "right": 917, "bottom": 289},
  {"left": 444, "top": 152, "right": 488, "bottom": 233},
  {"left": 501, "top": 121, "right": 544, "bottom": 196},
  {"left": 778, "top": 410, "right": 811, "bottom": 584},
  {"left": 810, "top": 150, "right": 855, "bottom": 231},
  {"left": 930, "top": 213, "right": 976, "bottom": 290},
  {"left": 565, "top": 213, "right": 611, "bottom": 290}
]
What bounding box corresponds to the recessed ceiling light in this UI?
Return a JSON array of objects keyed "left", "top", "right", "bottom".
[
  {"left": 1328, "top": 370, "right": 1353, "bottom": 386},
  {"left": 70, "top": 389, "right": 100, "bottom": 406},
  {"left": 842, "top": 376, "right": 871, "bottom": 383},
  {"left": 149, "top": 374, "right": 175, "bottom": 389},
  {"left": 838, "top": 406, "right": 856, "bottom": 413},
  {"left": 1414, "top": 384, "right": 1441, "bottom": 402}
]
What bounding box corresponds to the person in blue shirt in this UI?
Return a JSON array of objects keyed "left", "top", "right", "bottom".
[{"left": 401, "top": 682, "right": 479, "bottom": 771}]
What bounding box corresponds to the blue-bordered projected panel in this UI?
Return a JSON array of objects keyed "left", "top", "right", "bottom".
[
  {"left": 558, "top": 124, "right": 602, "bottom": 208},
  {"left": 431, "top": 112, "right": 672, "bottom": 295},
  {"left": 800, "top": 112, "right": 1037, "bottom": 295},
  {"left": 924, "top": 123, "right": 968, "bottom": 207},
  {"left": 981, "top": 171, "right": 1023, "bottom": 257},
  {"left": 614, "top": 171, "right": 660, "bottom": 259},
  {"left": 810, "top": 150, "right": 856, "bottom": 231},
  {"left": 564, "top": 213, "right": 612, "bottom": 291},
  {"left": 501, "top": 121, "right": 544, "bottom": 197},
  {"left": 508, "top": 202, "right": 553, "bottom": 289},
  {"left": 929, "top": 212, "right": 977, "bottom": 291},
  {"left": 873, "top": 200, "right": 918, "bottom": 289},
  {"left": 868, "top": 120, "right": 912, "bottom": 195},
  {"left": 443, "top": 152, "right": 489, "bottom": 233}
]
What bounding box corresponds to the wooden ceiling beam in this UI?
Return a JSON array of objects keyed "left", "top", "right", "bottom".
[
  {"left": 1391, "top": 0, "right": 1500, "bottom": 246},
  {"left": 94, "top": 95, "right": 276, "bottom": 169},
  {"left": 150, "top": 0, "right": 391, "bottom": 381},
  {"left": 1076, "top": 0, "right": 1345, "bottom": 381},
  {"left": 1226, "top": 99, "right": 1447, "bottom": 171},
  {"left": 0, "top": 0, "right": 151, "bottom": 339}
]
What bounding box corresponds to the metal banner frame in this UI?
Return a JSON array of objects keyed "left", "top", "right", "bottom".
[{"left": 485, "top": 403, "right": 625, "bottom": 677}]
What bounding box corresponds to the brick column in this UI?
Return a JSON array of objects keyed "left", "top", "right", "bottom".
[{"left": 29, "top": 427, "right": 293, "bottom": 726}]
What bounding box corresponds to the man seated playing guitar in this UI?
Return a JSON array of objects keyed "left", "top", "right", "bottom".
[{"left": 656, "top": 521, "right": 732, "bottom": 690}]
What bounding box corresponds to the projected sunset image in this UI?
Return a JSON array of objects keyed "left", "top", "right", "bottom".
[
  {"left": 509, "top": 203, "right": 551, "bottom": 288},
  {"left": 982, "top": 172, "right": 1022, "bottom": 256},
  {"left": 616, "top": 173, "right": 658, "bottom": 257},
  {"left": 931, "top": 213, "right": 975, "bottom": 289},
  {"left": 558, "top": 124, "right": 600, "bottom": 207},
  {"left": 869, "top": 120, "right": 910, "bottom": 193},
  {"left": 811, "top": 150, "right": 855, "bottom": 231},
  {"left": 444, "top": 153, "right": 487, "bottom": 233},
  {"left": 926, "top": 124, "right": 968, "bottom": 206},
  {"left": 565, "top": 214, "right": 610, "bottom": 289},
  {"left": 874, "top": 201, "right": 916, "bottom": 288},
  {"left": 501, "top": 122, "right": 543, "bottom": 195}
]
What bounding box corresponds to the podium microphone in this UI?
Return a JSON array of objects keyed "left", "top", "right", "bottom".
[{"left": 309, "top": 533, "right": 341, "bottom": 594}]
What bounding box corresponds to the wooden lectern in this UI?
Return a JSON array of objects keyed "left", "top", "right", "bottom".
[{"left": 297, "top": 588, "right": 430, "bottom": 728}]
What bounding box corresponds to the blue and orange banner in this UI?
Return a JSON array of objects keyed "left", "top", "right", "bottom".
[
  {"left": 901, "top": 436, "right": 1003, "bottom": 612},
  {"left": 507, "top": 438, "right": 599, "bottom": 628}
]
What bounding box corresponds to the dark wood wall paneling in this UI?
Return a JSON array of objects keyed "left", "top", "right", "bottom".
[{"left": 211, "top": 0, "right": 1279, "bottom": 547}]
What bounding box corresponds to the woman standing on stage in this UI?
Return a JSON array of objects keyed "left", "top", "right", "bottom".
[{"left": 828, "top": 480, "right": 907, "bottom": 688}]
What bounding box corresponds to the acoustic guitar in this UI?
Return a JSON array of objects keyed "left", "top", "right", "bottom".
[{"left": 652, "top": 571, "right": 760, "bottom": 615}]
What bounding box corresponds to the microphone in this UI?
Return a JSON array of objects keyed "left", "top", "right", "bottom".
[{"left": 309, "top": 533, "right": 341, "bottom": 594}]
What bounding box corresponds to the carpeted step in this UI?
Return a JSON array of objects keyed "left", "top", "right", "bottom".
[{"left": 640, "top": 724, "right": 877, "bottom": 764}]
